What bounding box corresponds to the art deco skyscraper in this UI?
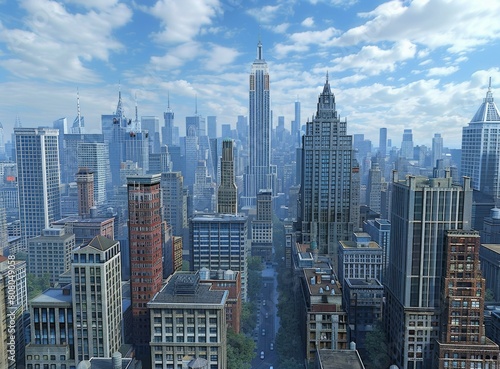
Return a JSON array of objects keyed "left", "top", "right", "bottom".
[
  {"left": 242, "top": 41, "right": 272, "bottom": 208},
  {"left": 385, "top": 172, "right": 473, "bottom": 369},
  {"left": 127, "top": 174, "right": 163, "bottom": 351},
  {"left": 218, "top": 139, "right": 237, "bottom": 214},
  {"left": 461, "top": 81, "right": 500, "bottom": 201},
  {"left": 300, "top": 75, "right": 356, "bottom": 258},
  {"left": 15, "top": 127, "right": 61, "bottom": 245}
]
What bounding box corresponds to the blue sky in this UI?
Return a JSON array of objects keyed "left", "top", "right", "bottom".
[{"left": 0, "top": 0, "right": 499, "bottom": 148}]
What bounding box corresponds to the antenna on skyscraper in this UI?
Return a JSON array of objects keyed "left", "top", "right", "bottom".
[
  {"left": 195, "top": 95, "right": 198, "bottom": 115},
  {"left": 76, "top": 88, "right": 82, "bottom": 128},
  {"left": 167, "top": 91, "right": 171, "bottom": 109},
  {"left": 15, "top": 115, "right": 21, "bottom": 128},
  {"left": 489, "top": 77, "right": 492, "bottom": 90}
]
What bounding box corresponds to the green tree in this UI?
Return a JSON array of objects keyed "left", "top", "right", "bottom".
[
  {"left": 247, "top": 255, "right": 264, "bottom": 271},
  {"left": 226, "top": 329, "right": 255, "bottom": 369},
  {"left": 363, "top": 321, "right": 391, "bottom": 369},
  {"left": 240, "top": 301, "right": 257, "bottom": 334},
  {"left": 27, "top": 273, "right": 51, "bottom": 300},
  {"left": 277, "top": 357, "right": 304, "bottom": 369}
]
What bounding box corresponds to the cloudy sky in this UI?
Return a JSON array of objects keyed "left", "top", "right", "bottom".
[{"left": 0, "top": 0, "right": 499, "bottom": 148}]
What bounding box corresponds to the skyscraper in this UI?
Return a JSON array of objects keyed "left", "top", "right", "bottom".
[
  {"left": 218, "top": 139, "right": 237, "bottom": 214},
  {"left": 436, "top": 230, "right": 499, "bottom": 368},
  {"left": 127, "top": 174, "right": 163, "bottom": 351},
  {"left": 15, "top": 127, "right": 61, "bottom": 245},
  {"left": 366, "top": 157, "right": 382, "bottom": 214},
  {"left": 384, "top": 172, "right": 472, "bottom": 369},
  {"left": 293, "top": 98, "right": 301, "bottom": 147},
  {"left": 431, "top": 133, "right": 443, "bottom": 168},
  {"left": 76, "top": 141, "right": 109, "bottom": 205},
  {"left": 242, "top": 41, "right": 272, "bottom": 207},
  {"left": 379, "top": 127, "right": 387, "bottom": 157},
  {"left": 461, "top": 82, "right": 500, "bottom": 201},
  {"left": 72, "top": 236, "right": 123, "bottom": 361},
  {"left": 161, "top": 172, "right": 187, "bottom": 237},
  {"left": 400, "top": 128, "right": 414, "bottom": 159},
  {"left": 300, "top": 75, "right": 356, "bottom": 258},
  {"left": 162, "top": 94, "right": 174, "bottom": 147},
  {"left": 76, "top": 167, "right": 94, "bottom": 217}
]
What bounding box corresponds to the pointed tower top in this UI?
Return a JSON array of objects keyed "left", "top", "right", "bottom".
[
  {"left": 116, "top": 82, "right": 124, "bottom": 118},
  {"left": 326, "top": 71, "right": 329, "bottom": 83},
  {"left": 167, "top": 91, "right": 170, "bottom": 109},
  {"left": 76, "top": 88, "right": 82, "bottom": 125},
  {"left": 257, "top": 40, "right": 263, "bottom": 60},
  {"left": 134, "top": 93, "right": 139, "bottom": 123},
  {"left": 471, "top": 79, "right": 500, "bottom": 122},
  {"left": 15, "top": 115, "right": 21, "bottom": 128},
  {"left": 195, "top": 95, "right": 198, "bottom": 115}
]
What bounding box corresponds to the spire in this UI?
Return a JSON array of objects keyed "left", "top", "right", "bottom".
[
  {"left": 257, "top": 40, "right": 263, "bottom": 60},
  {"left": 167, "top": 91, "right": 170, "bottom": 109},
  {"left": 15, "top": 115, "right": 21, "bottom": 128},
  {"left": 471, "top": 79, "right": 500, "bottom": 122},
  {"left": 72, "top": 88, "right": 84, "bottom": 133},
  {"left": 195, "top": 95, "right": 198, "bottom": 115},
  {"left": 116, "top": 82, "right": 124, "bottom": 118}
]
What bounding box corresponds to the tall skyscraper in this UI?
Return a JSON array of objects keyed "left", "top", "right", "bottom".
[
  {"left": 218, "top": 139, "right": 237, "bottom": 214},
  {"left": 293, "top": 98, "right": 301, "bottom": 147},
  {"left": 384, "top": 172, "right": 473, "bottom": 369},
  {"left": 366, "top": 157, "right": 382, "bottom": 214},
  {"left": 141, "top": 115, "right": 161, "bottom": 153},
  {"left": 72, "top": 236, "right": 123, "bottom": 362},
  {"left": 436, "top": 230, "right": 499, "bottom": 368},
  {"left": 161, "top": 172, "right": 187, "bottom": 237},
  {"left": 400, "top": 128, "right": 414, "bottom": 159},
  {"left": 162, "top": 94, "right": 174, "bottom": 147},
  {"left": 379, "top": 127, "right": 387, "bottom": 157},
  {"left": 0, "top": 121, "right": 5, "bottom": 160},
  {"left": 242, "top": 41, "right": 272, "bottom": 207},
  {"left": 15, "top": 127, "right": 61, "bottom": 245},
  {"left": 300, "top": 75, "right": 356, "bottom": 258},
  {"left": 461, "top": 82, "right": 500, "bottom": 201},
  {"left": 431, "top": 133, "right": 443, "bottom": 168},
  {"left": 207, "top": 115, "right": 217, "bottom": 139},
  {"left": 127, "top": 174, "right": 163, "bottom": 351},
  {"left": 76, "top": 141, "right": 109, "bottom": 205}
]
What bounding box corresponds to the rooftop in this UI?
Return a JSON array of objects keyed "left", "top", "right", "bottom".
[
  {"left": 304, "top": 268, "right": 341, "bottom": 297},
  {"left": 84, "top": 235, "right": 117, "bottom": 252},
  {"left": 31, "top": 288, "right": 72, "bottom": 306},
  {"left": 481, "top": 244, "right": 500, "bottom": 255},
  {"left": 316, "top": 349, "right": 365, "bottom": 369}
]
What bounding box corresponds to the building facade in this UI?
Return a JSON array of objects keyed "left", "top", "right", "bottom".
[
  {"left": 300, "top": 76, "right": 356, "bottom": 259},
  {"left": 461, "top": 83, "right": 500, "bottom": 201},
  {"left": 15, "top": 127, "right": 61, "bottom": 245},
  {"left": 217, "top": 139, "right": 237, "bottom": 214},
  {"left": 384, "top": 172, "right": 473, "bottom": 369}
]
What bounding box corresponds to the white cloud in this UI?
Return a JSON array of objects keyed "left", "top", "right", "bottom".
[
  {"left": 334, "top": 0, "right": 500, "bottom": 53},
  {"left": 273, "top": 27, "right": 341, "bottom": 58},
  {"left": 331, "top": 39, "right": 417, "bottom": 75},
  {"left": 302, "top": 17, "right": 314, "bottom": 27},
  {"left": 150, "top": 42, "right": 202, "bottom": 70},
  {"left": 144, "top": 0, "right": 222, "bottom": 44},
  {"left": 0, "top": 0, "right": 132, "bottom": 82},
  {"left": 269, "top": 23, "right": 290, "bottom": 34},
  {"left": 204, "top": 44, "right": 240, "bottom": 72},
  {"left": 246, "top": 5, "right": 281, "bottom": 24},
  {"left": 427, "top": 66, "right": 459, "bottom": 77}
]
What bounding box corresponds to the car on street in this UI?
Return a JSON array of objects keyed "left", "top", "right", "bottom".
[
  {"left": 262, "top": 328, "right": 266, "bottom": 336},
  {"left": 260, "top": 351, "right": 265, "bottom": 359}
]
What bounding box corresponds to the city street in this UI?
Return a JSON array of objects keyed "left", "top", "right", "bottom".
[{"left": 250, "top": 263, "right": 279, "bottom": 369}]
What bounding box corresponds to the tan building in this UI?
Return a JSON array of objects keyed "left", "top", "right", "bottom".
[
  {"left": 148, "top": 272, "right": 228, "bottom": 369},
  {"left": 72, "top": 236, "right": 123, "bottom": 362}
]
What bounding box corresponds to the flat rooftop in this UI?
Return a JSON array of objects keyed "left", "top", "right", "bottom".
[
  {"left": 31, "top": 288, "right": 72, "bottom": 306},
  {"left": 481, "top": 244, "right": 500, "bottom": 255},
  {"left": 317, "top": 349, "right": 365, "bottom": 369}
]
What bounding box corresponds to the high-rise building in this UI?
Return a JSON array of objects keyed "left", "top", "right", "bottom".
[
  {"left": 28, "top": 228, "right": 75, "bottom": 286},
  {"left": 15, "top": 127, "right": 61, "bottom": 245},
  {"left": 461, "top": 82, "right": 500, "bottom": 201},
  {"left": 436, "top": 230, "right": 499, "bottom": 368},
  {"left": 207, "top": 115, "right": 217, "bottom": 139},
  {"left": 431, "top": 133, "right": 443, "bottom": 169},
  {"left": 300, "top": 75, "right": 356, "bottom": 259},
  {"left": 363, "top": 218, "right": 391, "bottom": 282},
  {"left": 242, "top": 41, "right": 272, "bottom": 207},
  {"left": 251, "top": 190, "right": 273, "bottom": 260},
  {"left": 379, "top": 127, "right": 387, "bottom": 157},
  {"left": 479, "top": 243, "right": 500, "bottom": 303},
  {"left": 76, "top": 141, "right": 109, "bottom": 205},
  {"left": 218, "top": 139, "right": 237, "bottom": 214},
  {"left": 160, "top": 172, "right": 187, "bottom": 237},
  {"left": 148, "top": 271, "right": 228, "bottom": 369},
  {"left": 366, "top": 158, "right": 382, "bottom": 214},
  {"left": 76, "top": 167, "right": 94, "bottom": 218},
  {"left": 293, "top": 99, "right": 301, "bottom": 147},
  {"left": 400, "top": 128, "right": 414, "bottom": 159},
  {"left": 384, "top": 172, "right": 473, "bottom": 369},
  {"left": 71, "top": 236, "right": 123, "bottom": 361},
  {"left": 162, "top": 95, "right": 174, "bottom": 147},
  {"left": 127, "top": 174, "right": 163, "bottom": 350},
  {"left": 141, "top": 115, "right": 160, "bottom": 153},
  {"left": 193, "top": 160, "right": 215, "bottom": 213},
  {"left": 191, "top": 214, "right": 248, "bottom": 300}
]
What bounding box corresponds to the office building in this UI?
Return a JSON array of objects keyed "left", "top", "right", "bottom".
[
  {"left": 338, "top": 232, "right": 383, "bottom": 286},
  {"left": 15, "top": 127, "right": 61, "bottom": 245},
  {"left": 461, "top": 82, "right": 500, "bottom": 201},
  {"left": 384, "top": 172, "right": 473, "bottom": 369},
  {"left": 242, "top": 41, "right": 272, "bottom": 207},
  {"left": 300, "top": 75, "right": 356, "bottom": 259},
  {"left": 160, "top": 172, "right": 187, "bottom": 237},
  {"left": 162, "top": 96, "right": 174, "bottom": 147},
  {"left": 141, "top": 116, "right": 160, "bottom": 153},
  {"left": 199, "top": 268, "right": 242, "bottom": 334},
  {"left": 207, "top": 116, "right": 217, "bottom": 139},
  {"left": 191, "top": 214, "right": 248, "bottom": 301},
  {"left": 28, "top": 228, "right": 75, "bottom": 286},
  {"left": 365, "top": 158, "right": 382, "bottom": 214},
  {"left": 217, "top": 139, "right": 237, "bottom": 214},
  {"left": 379, "top": 127, "right": 387, "bottom": 157},
  {"left": 127, "top": 175, "right": 163, "bottom": 350},
  {"left": 71, "top": 236, "right": 122, "bottom": 361},
  {"left": 193, "top": 160, "right": 215, "bottom": 213},
  {"left": 363, "top": 218, "right": 391, "bottom": 282},
  {"left": 431, "top": 133, "right": 443, "bottom": 168},
  {"left": 480, "top": 243, "right": 500, "bottom": 302},
  {"left": 482, "top": 207, "right": 500, "bottom": 244},
  {"left": 436, "top": 230, "right": 499, "bottom": 368},
  {"left": 400, "top": 129, "right": 414, "bottom": 159},
  {"left": 76, "top": 168, "right": 94, "bottom": 218},
  {"left": 251, "top": 190, "right": 273, "bottom": 259},
  {"left": 292, "top": 99, "right": 301, "bottom": 147},
  {"left": 25, "top": 287, "right": 75, "bottom": 368},
  {"left": 148, "top": 272, "right": 228, "bottom": 369}
]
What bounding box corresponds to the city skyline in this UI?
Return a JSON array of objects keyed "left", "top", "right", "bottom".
[{"left": 0, "top": 0, "right": 499, "bottom": 147}]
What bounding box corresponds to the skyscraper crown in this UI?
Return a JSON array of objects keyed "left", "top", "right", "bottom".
[{"left": 471, "top": 81, "right": 500, "bottom": 123}]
